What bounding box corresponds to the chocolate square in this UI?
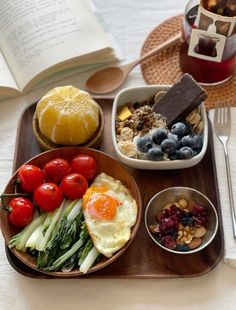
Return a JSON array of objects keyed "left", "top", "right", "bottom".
[{"left": 153, "top": 74, "right": 208, "bottom": 127}]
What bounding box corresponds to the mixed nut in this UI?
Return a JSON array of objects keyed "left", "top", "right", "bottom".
[
  {"left": 115, "top": 91, "right": 204, "bottom": 161},
  {"left": 149, "top": 198, "right": 208, "bottom": 252}
]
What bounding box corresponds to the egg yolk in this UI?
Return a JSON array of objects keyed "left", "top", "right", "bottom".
[
  {"left": 86, "top": 193, "right": 119, "bottom": 220},
  {"left": 82, "top": 185, "right": 108, "bottom": 208}
]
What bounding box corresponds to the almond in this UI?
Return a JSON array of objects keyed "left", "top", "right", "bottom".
[
  {"left": 188, "top": 237, "right": 202, "bottom": 250},
  {"left": 194, "top": 226, "right": 207, "bottom": 238}
]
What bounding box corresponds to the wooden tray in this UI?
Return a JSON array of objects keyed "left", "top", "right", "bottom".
[{"left": 5, "top": 98, "right": 224, "bottom": 279}]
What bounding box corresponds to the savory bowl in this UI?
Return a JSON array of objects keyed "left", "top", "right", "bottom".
[
  {"left": 0, "top": 147, "right": 142, "bottom": 277},
  {"left": 111, "top": 85, "right": 208, "bottom": 170},
  {"left": 145, "top": 187, "right": 218, "bottom": 254},
  {"left": 32, "top": 105, "right": 104, "bottom": 151}
]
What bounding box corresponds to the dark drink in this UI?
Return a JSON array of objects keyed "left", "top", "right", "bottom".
[
  {"left": 201, "top": 0, "right": 236, "bottom": 17},
  {"left": 179, "top": 0, "right": 236, "bottom": 84}
]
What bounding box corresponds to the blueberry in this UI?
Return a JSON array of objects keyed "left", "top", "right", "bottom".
[
  {"left": 161, "top": 138, "right": 177, "bottom": 154},
  {"left": 168, "top": 133, "right": 178, "bottom": 141},
  {"left": 181, "top": 135, "right": 196, "bottom": 148},
  {"left": 171, "top": 122, "right": 188, "bottom": 137},
  {"left": 193, "top": 134, "right": 203, "bottom": 149},
  {"left": 147, "top": 147, "right": 163, "bottom": 161},
  {"left": 168, "top": 228, "right": 178, "bottom": 238},
  {"left": 136, "top": 136, "right": 153, "bottom": 153},
  {"left": 184, "top": 121, "right": 193, "bottom": 135},
  {"left": 181, "top": 215, "right": 194, "bottom": 226},
  {"left": 176, "top": 244, "right": 189, "bottom": 252},
  {"left": 168, "top": 133, "right": 181, "bottom": 149},
  {"left": 179, "top": 146, "right": 194, "bottom": 159},
  {"left": 169, "top": 150, "right": 180, "bottom": 160},
  {"left": 152, "top": 128, "right": 168, "bottom": 145}
]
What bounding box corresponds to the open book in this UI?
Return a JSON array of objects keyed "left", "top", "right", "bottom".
[{"left": 0, "top": 0, "right": 119, "bottom": 98}]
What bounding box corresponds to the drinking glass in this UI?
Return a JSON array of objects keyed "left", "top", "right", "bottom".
[{"left": 179, "top": 0, "right": 236, "bottom": 85}]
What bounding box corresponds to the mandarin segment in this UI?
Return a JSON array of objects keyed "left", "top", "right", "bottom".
[{"left": 36, "top": 86, "right": 99, "bottom": 145}]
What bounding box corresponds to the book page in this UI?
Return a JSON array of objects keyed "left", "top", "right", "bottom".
[
  {"left": 0, "top": 0, "right": 113, "bottom": 91},
  {"left": 0, "top": 51, "right": 19, "bottom": 91}
]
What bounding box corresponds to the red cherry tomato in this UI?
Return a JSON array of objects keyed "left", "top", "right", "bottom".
[
  {"left": 70, "top": 154, "right": 97, "bottom": 180},
  {"left": 8, "top": 197, "right": 34, "bottom": 227},
  {"left": 43, "top": 158, "right": 71, "bottom": 183},
  {"left": 33, "top": 183, "right": 63, "bottom": 212},
  {"left": 60, "top": 173, "right": 88, "bottom": 200},
  {"left": 18, "top": 164, "right": 44, "bottom": 193}
]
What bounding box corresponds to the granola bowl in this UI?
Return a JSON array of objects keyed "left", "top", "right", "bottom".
[
  {"left": 111, "top": 85, "right": 208, "bottom": 170},
  {"left": 145, "top": 187, "right": 218, "bottom": 254}
]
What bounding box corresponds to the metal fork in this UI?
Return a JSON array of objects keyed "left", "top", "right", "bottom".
[{"left": 214, "top": 104, "right": 236, "bottom": 238}]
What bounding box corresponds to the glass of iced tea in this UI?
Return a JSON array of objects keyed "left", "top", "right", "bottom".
[{"left": 179, "top": 0, "right": 236, "bottom": 85}]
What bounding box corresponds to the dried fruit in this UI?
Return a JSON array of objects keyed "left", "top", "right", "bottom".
[
  {"left": 162, "top": 235, "right": 176, "bottom": 249},
  {"left": 149, "top": 198, "right": 208, "bottom": 252}
]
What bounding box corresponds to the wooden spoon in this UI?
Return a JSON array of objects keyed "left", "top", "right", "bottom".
[{"left": 86, "top": 32, "right": 181, "bottom": 94}]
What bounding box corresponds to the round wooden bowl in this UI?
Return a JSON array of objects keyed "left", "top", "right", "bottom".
[
  {"left": 0, "top": 147, "right": 142, "bottom": 277},
  {"left": 32, "top": 105, "right": 104, "bottom": 151}
]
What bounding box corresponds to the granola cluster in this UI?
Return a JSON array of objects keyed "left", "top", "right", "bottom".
[
  {"left": 123, "top": 105, "right": 166, "bottom": 136},
  {"left": 115, "top": 97, "right": 166, "bottom": 158},
  {"left": 185, "top": 108, "right": 204, "bottom": 135}
]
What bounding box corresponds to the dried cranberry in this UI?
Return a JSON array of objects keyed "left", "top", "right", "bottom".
[
  {"left": 193, "top": 204, "right": 208, "bottom": 216},
  {"left": 193, "top": 216, "right": 207, "bottom": 226},
  {"left": 161, "top": 208, "right": 171, "bottom": 219},
  {"left": 159, "top": 217, "right": 178, "bottom": 233},
  {"left": 192, "top": 204, "right": 208, "bottom": 225},
  {"left": 161, "top": 235, "right": 177, "bottom": 249},
  {"left": 169, "top": 205, "right": 186, "bottom": 219}
]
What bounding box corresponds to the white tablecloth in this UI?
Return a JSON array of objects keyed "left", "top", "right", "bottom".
[{"left": 1, "top": 1, "right": 236, "bottom": 309}]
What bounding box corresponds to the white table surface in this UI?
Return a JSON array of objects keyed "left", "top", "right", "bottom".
[{"left": 1, "top": 1, "right": 236, "bottom": 309}]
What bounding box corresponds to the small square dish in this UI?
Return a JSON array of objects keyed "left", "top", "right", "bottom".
[{"left": 111, "top": 85, "right": 208, "bottom": 170}]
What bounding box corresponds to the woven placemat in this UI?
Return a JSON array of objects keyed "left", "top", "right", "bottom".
[{"left": 140, "top": 15, "right": 236, "bottom": 110}]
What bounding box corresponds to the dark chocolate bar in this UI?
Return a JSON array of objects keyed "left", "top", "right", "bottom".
[{"left": 153, "top": 74, "right": 208, "bottom": 127}]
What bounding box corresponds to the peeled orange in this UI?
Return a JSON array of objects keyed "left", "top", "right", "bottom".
[{"left": 36, "top": 86, "right": 99, "bottom": 145}]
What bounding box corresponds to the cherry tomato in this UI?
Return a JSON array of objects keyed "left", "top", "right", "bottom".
[
  {"left": 18, "top": 164, "right": 44, "bottom": 193},
  {"left": 33, "top": 183, "right": 63, "bottom": 212},
  {"left": 60, "top": 173, "right": 88, "bottom": 200},
  {"left": 70, "top": 154, "right": 97, "bottom": 180},
  {"left": 8, "top": 197, "right": 34, "bottom": 227},
  {"left": 43, "top": 158, "right": 71, "bottom": 183}
]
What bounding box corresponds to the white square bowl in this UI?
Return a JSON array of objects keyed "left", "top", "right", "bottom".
[{"left": 111, "top": 85, "right": 208, "bottom": 170}]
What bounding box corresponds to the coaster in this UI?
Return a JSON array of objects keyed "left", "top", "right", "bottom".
[{"left": 140, "top": 15, "right": 236, "bottom": 110}]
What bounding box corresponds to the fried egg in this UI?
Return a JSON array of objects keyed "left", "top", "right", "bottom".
[{"left": 82, "top": 172, "right": 138, "bottom": 258}]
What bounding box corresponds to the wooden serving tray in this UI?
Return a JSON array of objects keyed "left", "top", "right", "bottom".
[{"left": 6, "top": 99, "right": 224, "bottom": 279}]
